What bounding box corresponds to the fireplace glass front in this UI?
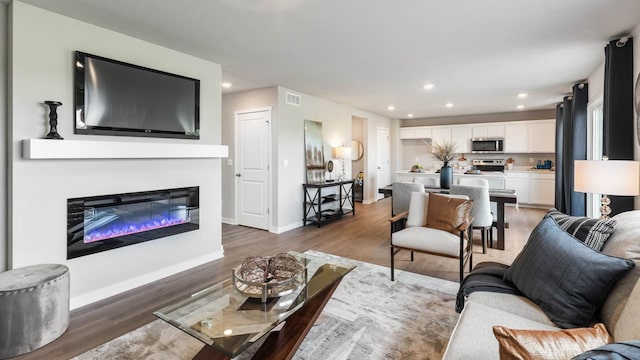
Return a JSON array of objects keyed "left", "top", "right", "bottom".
[{"left": 67, "top": 186, "right": 199, "bottom": 259}]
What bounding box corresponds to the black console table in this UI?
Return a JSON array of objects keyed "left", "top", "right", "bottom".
[{"left": 303, "top": 180, "right": 355, "bottom": 227}]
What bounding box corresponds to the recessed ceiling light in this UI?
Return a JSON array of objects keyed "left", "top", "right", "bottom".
[
  {"left": 407, "top": 114, "right": 414, "bottom": 118},
  {"left": 445, "top": 103, "right": 454, "bottom": 108},
  {"left": 222, "top": 82, "right": 232, "bottom": 88},
  {"left": 387, "top": 105, "right": 395, "bottom": 111},
  {"left": 517, "top": 93, "right": 528, "bottom": 98},
  {"left": 517, "top": 105, "right": 525, "bottom": 109},
  {"left": 423, "top": 83, "right": 435, "bottom": 90}
]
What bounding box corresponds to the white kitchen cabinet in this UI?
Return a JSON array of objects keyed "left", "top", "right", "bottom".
[
  {"left": 450, "top": 126, "right": 472, "bottom": 153},
  {"left": 504, "top": 123, "right": 528, "bottom": 153},
  {"left": 415, "top": 127, "right": 432, "bottom": 139},
  {"left": 472, "top": 125, "right": 505, "bottom": 139},
  {"left": 399, "top": 128, "right": 415, "bottom": 139},
  {"left": 431, "top": 127, "right": 451, "bottom": 147},
  {"left": 528, "top": 121, "right": 555, "bottom": 153},
  {"left": 399, "top": 126, "right": 432, "bottom": 140},
  {"left": 530, "top": 173, "right": 555, "bottom": 206},
  {"left": 505, "top": 173, "right": 530, "bottom": 204}
]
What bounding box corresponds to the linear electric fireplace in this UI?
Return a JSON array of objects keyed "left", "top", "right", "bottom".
[{"left": 67, "top": 187, "right": 199, "bottom": 259}]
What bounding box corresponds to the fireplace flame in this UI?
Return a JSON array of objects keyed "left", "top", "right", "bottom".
[{"left": 84, "top": 217, "right": 189, "bottom": 243}]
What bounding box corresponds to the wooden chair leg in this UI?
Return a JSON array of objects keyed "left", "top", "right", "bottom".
[{"left": 410, "top": 251, "right": 414, "bottom": 262}]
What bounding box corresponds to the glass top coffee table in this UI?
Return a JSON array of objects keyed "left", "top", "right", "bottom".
[{"left": 154, "top": 251, "right": 355, "bottom": 359}]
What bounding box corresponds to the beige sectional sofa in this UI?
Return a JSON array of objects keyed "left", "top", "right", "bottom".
[{"left": 443, "top": 210, "right": 640, "bottom": 359}]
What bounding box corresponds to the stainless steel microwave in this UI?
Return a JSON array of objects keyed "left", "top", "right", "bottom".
[{"left": 471, "top": 138, "right": 504, "bottom": 153}]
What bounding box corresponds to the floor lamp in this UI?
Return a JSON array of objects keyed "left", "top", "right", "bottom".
[{"left": 574, "top": 158, "right": 640, "bottom": 218}]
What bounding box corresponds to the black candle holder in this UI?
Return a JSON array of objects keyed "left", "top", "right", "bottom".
[{"left": 44, "top": 100, "right": 64, "bottom": 140}]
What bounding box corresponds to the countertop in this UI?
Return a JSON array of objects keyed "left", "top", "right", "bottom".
[{"left": 398, "top": 167, "right": 555, "bottom": 176}]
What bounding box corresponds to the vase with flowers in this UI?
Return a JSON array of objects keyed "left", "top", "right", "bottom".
[{"left": 433, "top": 140, "right": 457, "bottom": 189}]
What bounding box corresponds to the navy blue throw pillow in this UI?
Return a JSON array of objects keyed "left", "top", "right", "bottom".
[{"left": 504, "top": 217, "right": 635, "bottom": 329}]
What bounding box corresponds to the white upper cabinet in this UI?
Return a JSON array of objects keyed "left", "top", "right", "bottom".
[
  {"left": 527, "top": 120, "right": 556, "bottom": 153},
  {"left": 399, "top": 126, "right": 431, "bottom": 139},
  {"left": 431, "top": 127, "right": 451, "bottom": 147},
  {"left": 399, "top": 128, "right": 415, "bottom": 139},
  {"left": 472, "top": 124, "right": 505, "bottom": 138},
  {"left": 504, "top": 123, "right": 528, "bottom": 153},
  {"left": 451, "top": 126, "right": 472, "bottom": 153}
]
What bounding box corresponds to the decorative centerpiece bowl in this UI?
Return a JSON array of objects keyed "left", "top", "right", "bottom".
[{"left": 232, "top": 253, "right": 307, "bottom": 302}]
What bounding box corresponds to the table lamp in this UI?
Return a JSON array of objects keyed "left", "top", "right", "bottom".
[
  {"left": 334, "top": 145, "right": 352, "bottom": 181},
  {"left": 574, "top": 158, "right": 640, "bottom": 218}
]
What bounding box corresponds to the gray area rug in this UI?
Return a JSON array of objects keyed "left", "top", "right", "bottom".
[{"left": 74, "top": 250, "right": 460, "bottom": 360}]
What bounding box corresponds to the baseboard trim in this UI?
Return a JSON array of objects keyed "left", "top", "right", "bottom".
[
  {"left": 70, "top": 250, "right": 224, "bottom": 309},
  {"left": 273, "top": 221, "right": 303, "bottom": 234},
  {"left": 222, "top": 217, "right": 236, "bottom": 225}
]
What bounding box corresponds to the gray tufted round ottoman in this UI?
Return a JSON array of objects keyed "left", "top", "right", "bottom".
[{"left": 0, "top": 264, "right": 70, "bottom": 358}]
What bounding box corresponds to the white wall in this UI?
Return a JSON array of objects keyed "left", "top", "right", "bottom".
[
  {"left": 1, "top": 3, "right": 7, "bottom": 272},
  {"left": 221, "top": 88, "right": 278, "bottom": 225},
  {"left": 9, "top": 2, "right": 224, "bottom": 308},
  {"left": 587, "top": 62, "right": 605, "bottom": 103},
  {"left": 275, "top": 87, "right": 391, "bottom": 230},
  {"left": 221, "top": 86, "right": 390, "bottom": 232}
]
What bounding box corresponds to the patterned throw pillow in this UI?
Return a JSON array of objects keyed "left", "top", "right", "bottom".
[{"left": 545, "top": 208, "right": 616, "bottom": 251}]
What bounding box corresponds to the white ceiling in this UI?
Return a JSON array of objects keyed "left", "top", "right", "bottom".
[{"left": 18, "top": 0, "right": 640, "bottom": 119}]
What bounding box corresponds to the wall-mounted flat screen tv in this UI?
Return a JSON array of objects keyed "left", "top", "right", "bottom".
[{"left": 74, "top": 51, "right": 200, "bottom": 139}]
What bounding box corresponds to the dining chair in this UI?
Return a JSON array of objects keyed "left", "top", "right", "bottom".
[
  {"left": 391, "top": 182, "right": 425, "bottom": 216},
  {"left": 457, "top": 177, "right": 497, "bottom": 247},
  {"left": 450, "top": 184, "right": 493, "bottom": 254}
]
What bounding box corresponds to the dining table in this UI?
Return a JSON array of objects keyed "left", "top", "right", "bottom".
[{"left": 378, "top": 185, "right": 517, "bottom": 250}]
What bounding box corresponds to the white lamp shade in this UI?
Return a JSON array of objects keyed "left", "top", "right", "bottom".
[
  {"left": 574, "top": 160, "right": 640, "bottom": 196},
  {"left": 334, "top": 146, "right": 352, "bottom": 160}
]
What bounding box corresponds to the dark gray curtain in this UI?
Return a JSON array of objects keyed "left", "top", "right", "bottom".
[
  {"left": 554, "top": 103, "right": 565, "bottom": 212},
  {"left": 555, "top": 84, "right": 588, "bottom": 216},
  {"left": 603, "top": 37, "right": 634, "bottom": 216}
]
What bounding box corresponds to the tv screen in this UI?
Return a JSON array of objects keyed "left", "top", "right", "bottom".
[{"left": 74, "top": 51, "right": 200, "bottom": 139}]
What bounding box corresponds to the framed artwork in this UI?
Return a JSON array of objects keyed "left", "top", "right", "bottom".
[{"left": 304, "top": 120, "right": 325, "bottom": 183}]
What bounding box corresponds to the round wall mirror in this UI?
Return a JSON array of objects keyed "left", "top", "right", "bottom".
[{"left": 351, "top": 139, "right": 364, "bottom": 161}]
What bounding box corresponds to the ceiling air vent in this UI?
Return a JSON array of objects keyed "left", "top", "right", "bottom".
[{"left": 286, "top": 92, "right": 301, "bottom": 106}]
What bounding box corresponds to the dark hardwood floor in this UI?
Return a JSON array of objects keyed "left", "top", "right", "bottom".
[{"left": 15, "top": 198, "right": 546, "bottom": 360}]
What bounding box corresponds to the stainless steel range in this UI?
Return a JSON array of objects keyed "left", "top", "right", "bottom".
[{"left": 472, "top": 159, "right": 506, "bottom": 172}]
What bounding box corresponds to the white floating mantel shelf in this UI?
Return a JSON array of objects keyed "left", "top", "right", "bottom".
[{"left": 22, "top": 139, "right": 228, "bottom": 160}]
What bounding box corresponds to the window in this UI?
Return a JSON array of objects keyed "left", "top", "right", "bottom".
[{"left": 586, "top": 98, "right": 603, "bottom": 217}]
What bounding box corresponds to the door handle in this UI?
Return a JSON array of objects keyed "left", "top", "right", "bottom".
[{"left": 235, "top": 173, "right": 241, "bottom": 177}]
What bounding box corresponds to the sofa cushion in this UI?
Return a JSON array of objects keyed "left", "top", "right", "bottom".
[
  {"left": 599, "top": 210, "right": 640, "bottom": 338},
  {"left": 545, "top": 208, "right": 616, "bottom": 251},
  {"left": 442, "top": 301, "right": 560, "bottom": 360},
  {"left": 426, "top": 193, "right": 472, "bottom": 236},
  {"left": 493, "top": 323, "right": 611, "bottom": 360},
  {"left": 468, "top": 292, "right": 556, "bottom": 327},
  {"left": 504, "top": 217, "right": 635, "bottom": 329},
  {"left": 391, "top": 226, "right": 464, "bottom": 257},
  {"left": 612, "top": 275, "right": 640, "bottom": 341}
]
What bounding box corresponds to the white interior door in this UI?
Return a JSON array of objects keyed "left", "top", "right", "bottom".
[
  {"left": 376, "top": 127, "right": 391, "bottom": 200},
  {"left": 235, "top": 108, "right": 271, "bottom": 230}
]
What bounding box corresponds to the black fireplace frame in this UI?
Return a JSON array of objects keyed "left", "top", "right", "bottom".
[{"left": 67, "top": 186, "right": 199, "bottom": 259}]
